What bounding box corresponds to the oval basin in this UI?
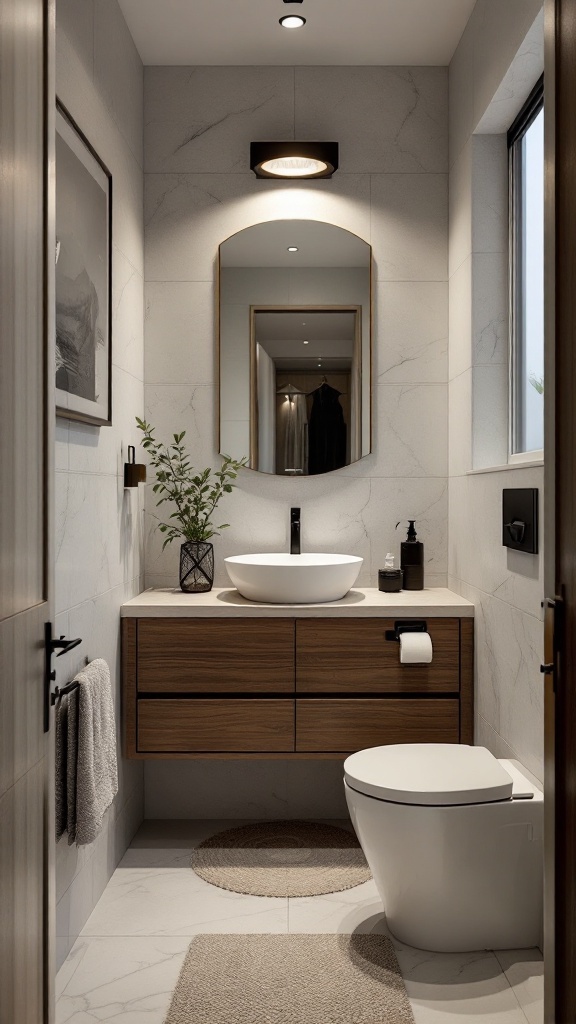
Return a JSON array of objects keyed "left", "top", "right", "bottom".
[{"left": 224, "top": 552, "right": 363, "bottom": 604}]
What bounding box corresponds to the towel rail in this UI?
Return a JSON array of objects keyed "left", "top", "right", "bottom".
[{"left": 44, "top": 622, "right": 83, "bottom": 731}]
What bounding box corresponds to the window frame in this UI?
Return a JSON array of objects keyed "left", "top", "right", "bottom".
[{"left": 508, "top": 74, "right": 545, "bottom": 462}]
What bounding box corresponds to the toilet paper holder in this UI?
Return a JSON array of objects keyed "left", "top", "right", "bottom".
[{"left": 385, "top": 620, "right": 427, "bottom": 642}]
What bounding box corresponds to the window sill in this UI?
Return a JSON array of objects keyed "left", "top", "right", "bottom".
[{"left": 466, "top": 460, "right": 544, "bottom": 476}]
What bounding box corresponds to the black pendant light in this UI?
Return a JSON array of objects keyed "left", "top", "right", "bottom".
[{"left": 250, "top": 141, "right": 339, "bottom": 180}]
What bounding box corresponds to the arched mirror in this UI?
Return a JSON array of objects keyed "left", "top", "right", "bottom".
[{"left": 218, "top": 220, "right": 372, "bottom": 475}]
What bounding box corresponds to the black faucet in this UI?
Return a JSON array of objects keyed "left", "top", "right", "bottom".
[{"left": 290, "top": 507, "right": 301, "bottom": 555}]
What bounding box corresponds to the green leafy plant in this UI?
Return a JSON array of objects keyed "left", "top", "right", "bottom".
[
  {"left": 136, "top": 418, "right": 247, "bottom": 549},
  {"left": 529, "top": 373, "right": 544, "bottom": 395}
]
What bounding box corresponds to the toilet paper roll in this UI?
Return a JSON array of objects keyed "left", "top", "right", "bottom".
[{"left": 399, "top": 631, "right": 433, "bottom": 664}]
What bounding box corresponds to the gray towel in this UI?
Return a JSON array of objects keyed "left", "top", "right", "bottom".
[{"left": 55, "top": 659, "right": 118, "bottom": 846}]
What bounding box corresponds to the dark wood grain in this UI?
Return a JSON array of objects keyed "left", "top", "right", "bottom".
[
  {"left": 122, "top": 619, "right": 138, "bottom": 758},
  {"left": 137, "top": 618, "right": 295, "bottom": 693},
  {"left": 549, "top": 3, "right": 576, "bottom": 1015},
  {"left": 138, "top": 699, "right": 295, "bottom": 752},
  {"left": 459, "top": 618, "right": 474, "bottom": 744},
  {"left": 296, "top": 699, "right": 460, "bottom": 752},
  {"left": 296, "top": 618, "right": 460, "bottom": 692}
]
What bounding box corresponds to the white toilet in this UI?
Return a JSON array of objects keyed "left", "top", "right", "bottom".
[{"left": 344, "top": 743, "right": 543, "bottom": 952}]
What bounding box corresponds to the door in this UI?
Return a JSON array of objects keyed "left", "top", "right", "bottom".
[
  {"left": 544, "top": 0, "right": 576, "bottom": 1020},
  {"left": 0, "top": 1, "right": 55, "bottom": 1022}
]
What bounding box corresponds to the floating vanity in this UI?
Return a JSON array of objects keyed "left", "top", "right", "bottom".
[{"left": 121, "top": 588, "right": 474, "bottom": 759}]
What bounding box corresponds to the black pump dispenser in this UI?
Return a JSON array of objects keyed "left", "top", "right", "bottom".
[{"left": 396, "top": 519, "right": 424, "bottom": 591}]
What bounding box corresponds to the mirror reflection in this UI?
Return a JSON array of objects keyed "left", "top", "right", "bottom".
[{"left": 219, "top": 220, "right": 372, "bottom": 475}]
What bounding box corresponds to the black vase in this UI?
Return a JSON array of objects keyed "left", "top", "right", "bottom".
[{"left": 179, "top": 541, "right": 214, "bottom": 593}]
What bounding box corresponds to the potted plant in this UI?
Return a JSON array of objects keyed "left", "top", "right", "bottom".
[{"left": 137, "top": 418, "right": 246, "bottom": 593}]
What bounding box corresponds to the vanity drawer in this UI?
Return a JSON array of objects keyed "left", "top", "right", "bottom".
[
  {"left": 295, "top": 698, "right": 460, "bottom": 752},
  {"left": 137, "top": 618, "right": 295, "bottom": 693},
  {"left": 138, "top": 699, "right": 295, "bottom": 752},
  {"left": 296, "top": 618, "right": 460, "bottom": 693}
]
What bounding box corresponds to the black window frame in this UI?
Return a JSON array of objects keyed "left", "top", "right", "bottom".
[{"left": 508, "top": 74, "right": 545, "bottom": 457}]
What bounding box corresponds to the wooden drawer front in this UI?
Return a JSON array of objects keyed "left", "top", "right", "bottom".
[
  {"left": 137, "top": 618, "right": 295, "bottom": 693},
  {"left": 296, "top": 618, "right": 460, "bottom": 693},
  {"left": 296, "top": 699, "right": 460, "bottom": 752},
  {"left": 138, "top": 699, "right": 295, "bottom": 752}
]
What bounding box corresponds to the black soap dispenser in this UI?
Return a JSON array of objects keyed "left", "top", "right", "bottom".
[{"left": 396, "top": 520, "right": 424, "bottom": 591}]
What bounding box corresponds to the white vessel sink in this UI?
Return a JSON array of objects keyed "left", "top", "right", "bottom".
[{"left": 224, "top": 552, "right": 363, "bottom": 604}]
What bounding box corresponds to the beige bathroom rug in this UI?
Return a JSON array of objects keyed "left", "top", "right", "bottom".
[
  {"left": 190, "top": 820, "right": 371, "bottom": 897},
  {"left": 164, "top": 934, "right": 414, "bottom": 1024}
]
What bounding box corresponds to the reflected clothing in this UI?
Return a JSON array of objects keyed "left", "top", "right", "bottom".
[
  {"left": 308, "top": 383, "right": 347, "bottom": 475},
  {"left": 278, "top": 393, "right": 308, "bottom": 474}
]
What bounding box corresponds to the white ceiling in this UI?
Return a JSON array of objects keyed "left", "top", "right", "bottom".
[{"left": 118, "top": 0, "right": 477, "bottom": 67}]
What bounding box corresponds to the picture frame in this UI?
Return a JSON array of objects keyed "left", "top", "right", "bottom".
[{"left": 55, "top": 100, "right": 112, "bottom": 426}]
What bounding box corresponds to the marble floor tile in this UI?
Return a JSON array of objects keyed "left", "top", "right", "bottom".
[
  {"left": 288, "top": 880, "right": 388, "bottom": 936},
  {"left": 399, "top": 947, "right": 530, "bottom": 1023},
  {"left": 494, "top": 949, "right": 544, "bottom": 1024},
  {"left": 57, "top": 822, "right": 537, "bottom": 1024},
  {"left": 82, "top": 863, "right": 289, "bottom": 936},
  {"left": 56, "top": 936, "right": 189, "bottom": 1024}
]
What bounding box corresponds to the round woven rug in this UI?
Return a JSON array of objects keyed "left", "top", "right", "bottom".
[{"left": 190, "top": 820, "right": 371, "bottom": 897}]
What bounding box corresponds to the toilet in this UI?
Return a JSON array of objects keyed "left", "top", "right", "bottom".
[{"left": 344, "top": 743, "right": 543, "bottom": 952}]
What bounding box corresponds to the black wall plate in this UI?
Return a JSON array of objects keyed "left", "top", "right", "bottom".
[{"left": 502, "top": 488, "right": 539, "bottom": 553}]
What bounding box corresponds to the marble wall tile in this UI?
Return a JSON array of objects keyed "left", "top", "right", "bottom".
[
  {"left": 295, "top": 67, "right": 448, "bottom": 174},
  {"left": 56, "top": 0, "right": 94, "bottom": 80},
  {"left": 472, "top": 363, "right": 509, "bottom": 469},
  {"left": 364, "top": 477, "right": 448, "bottom": 580},
  {"left": 471, "top": 134, "right": 508, "bottom": 256},
  {"left": 143, "top": 383, "right": 218, "bottom": 468},
  {"left": 94, "top": 0, "right": 144, "bottom": 166},
  {"left": 448, "top": 140, "right": 472, "bottom": 278},
  {"left": 371, "top": 173, "right": 448, "bottom": 282},
  {"left": 471, "top": 0, "right": 543, "bottom": 134},
  {"left": 448, "top": 370, "right": 472, "bottom": 476},
  {"left": 112, "top": 247, "right": 145, "bottom": 381},
  {"left": 448, "top": 256, "right": 472, "bottom": 380},
  {"left": 145, "top": 66, "right": 295, "bottom": 174},
  {"left": 145, "top": 282, "right": 216, "bottom": 385},
  {"left": 472, "top": 252, "right": 508, "bottom": 365},
  {"left": 460, "top": 582, "right": 544, "bottom": 781},
  {"left": 449, "top": 469, "right": 544, "bottom": 619},
  {"left": 448, "top": 13, "right": 475, "bottom": 169},
  {"left": 145, "top": 172, "right": 372, "bottom": 282},
  {"left": 144, "top": 760, "right": 349, "bottom": 820},
  {"left": 368, "top": 384, "right": 448, "bottom": 478},
  {"left": 375, "top": 282, "right": 448, "bottom": 384},
  {"left": 66, "top": 366, "right": 144, "bottom": 477}
]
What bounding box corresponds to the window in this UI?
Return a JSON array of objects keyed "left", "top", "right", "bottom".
[{"left": 508, "top": 76, "right": 544, "bottom": 459}]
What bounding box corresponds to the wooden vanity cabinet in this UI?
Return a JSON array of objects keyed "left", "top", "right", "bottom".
[{"left": 122, "top": 616, "right": 473, "bottom": 758}]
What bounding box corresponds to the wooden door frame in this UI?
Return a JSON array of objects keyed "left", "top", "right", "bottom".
[{"left": 545, "top": 0, "right": 576, "bottom": 1019}]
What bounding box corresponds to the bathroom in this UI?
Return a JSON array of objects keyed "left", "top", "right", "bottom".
[{"left": 5, "top": 0, "right": 575, "bottom": 1020}]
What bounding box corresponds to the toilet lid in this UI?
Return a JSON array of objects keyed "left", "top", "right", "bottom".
[{"left": 344, "top": 744, "right": 514, "bottom": 806}]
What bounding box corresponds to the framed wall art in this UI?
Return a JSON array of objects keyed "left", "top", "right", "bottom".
[{"left": 55, "top": 101, "right": 112, "bottom": 425}]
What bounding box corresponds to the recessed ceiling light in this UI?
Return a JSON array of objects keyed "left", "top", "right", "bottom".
[
  {"left": 303, "top": 340, "right": 309, "bottom": 345},
  {"left": 280, "top": 15, "right": 306, "bottom": 28},
  {"left": 250, "top": 142, "right": 338, "bottom": 180},
  {"left": 287, "top": 246, "right": 298, "bottom": 252}
]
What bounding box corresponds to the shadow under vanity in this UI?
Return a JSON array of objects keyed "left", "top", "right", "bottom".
[{"left": 121, "top": 589, "right": 474, "bottom": 758}]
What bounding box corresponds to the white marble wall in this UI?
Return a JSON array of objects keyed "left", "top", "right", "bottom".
[
  {"left": 448, "top": 1, "right": 545, "bottom": 781},
  {"left": 55, "top": 0, "right": 145, "bottom": 968},
  {"left": 142, "top": 65, "right": 449, "bottom": 817},
  {"left": 144, "top": 66, "right": 449, "bottom": 590}
]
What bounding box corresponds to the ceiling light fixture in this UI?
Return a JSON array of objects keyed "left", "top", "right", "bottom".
[
  {"left": 250, "top": 141, "right": 339, "bottom": 180},
  {"left": 303, "top": 340, "right": 309, "bottom": 345},
  {"left": 287, "top": 246, "right": 299, "bottom": 252},
  {"left": 279, "top": 14, "right": 306, "bottom": 28}
]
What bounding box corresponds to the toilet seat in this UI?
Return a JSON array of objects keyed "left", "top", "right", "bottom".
[{"left": 344, "top": 743, "right": 514, "bottom": 806}]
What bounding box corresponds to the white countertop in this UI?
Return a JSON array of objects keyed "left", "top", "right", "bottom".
[{"left": 121, "top": 587, "right": 474, "bottom": 618}]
